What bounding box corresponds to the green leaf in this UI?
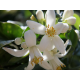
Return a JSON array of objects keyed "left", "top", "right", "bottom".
[
  {"left": 0, "top": 22, "right": 24, "bottom": 40},
  {"left": 59, "top": 33, "right": 66, "bottom": 39},
  {"left": 73, "top": 13, "right": 80, "bottom": 30},
  {"left": 24, "top": 10, "right": 32, "bottom": 19},
  {"left": 21, "top": 27, "right": 30, "bottom": 37},
  {"left": 13, "top": 63, "right": 28, "bottom": 70},
  {"left": 66, "top": 29, "right": 78, "bottom": 49},
  {"left": 29, "top": 10, "right": 37, "bottom": 19},
  {"left": 8, "top": 53, "right": 29, "bottom": 65},
  {"left": 0, "top": 48, "right": 13, "bottom": 66}
]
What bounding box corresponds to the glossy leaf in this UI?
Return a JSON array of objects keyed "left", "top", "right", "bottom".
[
  {"left": 66, "top": 29, "right": 78, "bottom": 49},
  {"left": 24, "top": 10, "right": 32, "bottom": 19},
  {"left": 0, "top": 22, "right": 23, "bottom": 40},
  {"left": 8, "top": 53, "right": 29, "bottom": 65},
  {"left": 73, "top": 13, "right": 80, "bottom": 30}
]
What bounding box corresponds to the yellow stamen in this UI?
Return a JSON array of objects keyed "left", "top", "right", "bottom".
[
  {"left": 61, "top": 64, "right": 66, "bottom": 68},
  {"left": 56, "top": 66, "right": 62, "bottom": 70},
  {"left": 46, "top": 24, "right": 56, "bottom": 37},
  {"left": 31, "top": 56, "right": 43, "bottom": 66}
]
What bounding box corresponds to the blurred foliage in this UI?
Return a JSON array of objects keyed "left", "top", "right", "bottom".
[
  {"left": 0, "top": 10, "right": 80, "bottom": 70},
  {"left": 74, "top": 13, "right": 80, "bottom": 30}
]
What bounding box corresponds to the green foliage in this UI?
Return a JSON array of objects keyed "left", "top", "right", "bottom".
[
  {"left": 65, "top": 29, "right": 78, "bottom": 58},
  {"left": 73, "top": 13, "right": 80, "bottom": 30},
  {"left": 0, "top": 22, "right": 23, "bottom": 40},
  {"left": 24, "top": 10, "right": 32, "bottom": 19},
  {"left": 0, "top": 10, "right": 80, "bottom": 70},
  {"left": 66, "top": 29, "right": 78, "bottom": 49}
]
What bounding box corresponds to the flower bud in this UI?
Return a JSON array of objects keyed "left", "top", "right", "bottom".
[
  {"left": 21, "top": 42, "right": 27, "bottom": 49},
  {"left": 62, "top": 10, "right": 74, "bottom": 20},
  {"left": 15, "top": 38, "right": 22, "bottom": 45},
  {"left": 65, "top": 16, "right": 76, "bottom": 25},
  {"left": 30, "top": 15, "right": 37, "bottom": 21},
  {"left": 36, "top": 10, "right": 44, "bottom": 20}
]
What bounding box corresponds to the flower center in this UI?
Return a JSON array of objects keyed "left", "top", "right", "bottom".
[
  {"left": 31, "top": 56, "right": 43, "bottom": 66},
  {"left": 45, "top": 24, "right": 56, "bottom": 37},
  {"left": 56, "top": 64, "right": 66, "bottom": 70}
]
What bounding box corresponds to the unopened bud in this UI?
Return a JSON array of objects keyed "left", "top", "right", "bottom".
[
  {"left": 65, "top": 16, "right": 76, "bottom": 25},
  {"left": 36, "top": 10, "right": 44, "bottom": 20},
  {"left": 15, "top": 38, "right": 22, "bottom": 45},
  {"left": 21, "top": 42, "right": 27, "bottom": 48},
  {"left": 62, "top": 10, "right": 74, "bottom": 20},
  {"left": 30, "top": 15, "right": 37, "bottom": 21}
]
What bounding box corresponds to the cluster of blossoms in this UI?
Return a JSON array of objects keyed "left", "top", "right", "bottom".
[{"left": 3, "top": 10, "right": 76, "bottom": 70}]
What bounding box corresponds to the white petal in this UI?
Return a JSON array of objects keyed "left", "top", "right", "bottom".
[
  {"left": 52, "top": 35, "right": 65, "bottom": 54},
  {"left": 56, "top": 10, "right": 60, "bottom": 14},
  {"left": 24, "top": 57, "right": 35, "bottom": 70},
  {"left": 62, "top": 10, "right": 74, "bottom": 20},
  {"left": 26, "top": 20, "right": 46, "bottom": 35},
  {"left": 2, "top": 47, "right": 29, "bottom": 57},
  {"left": 49, "top": 60, "right": 57, "bottom": 70},
  {"left": 43, "top": 50, "right": 54, "bottom": 61},
  {"left": 65, "top": 16, "right": 76, "bottom": 25},
  {"left": 29, "top": 46, "right": 42, "bottom": 59},
  {"left": 39, "top": 61, "right": 52, "bottom": 70},
  {"left": 53, "top": 56, "right": 64, "bottom": 66},
  {"left": 36, "top": 10, "right": 44, "bottom": 20},
  {"left": 38, "top": 35, "right": 54, "bottom": 51},
  {"left": 33, "top": 46, "right": 43, "bottom": 57},
  {"left": 54, "top": 23, "right": 65, "bottom": 35},
  {"left": 24, "top": 30, "right": 36, "bottom": 47},
  {"left": 55, "top": 46, "right": 71, "bottom": 58},
  {"left": 60, "top": 23, "right": 69, "bottom": 33},
  {"left": 46, "top": 10, "right": 55, "bottom": 27}
]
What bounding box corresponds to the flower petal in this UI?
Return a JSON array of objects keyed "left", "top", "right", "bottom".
[
  {"left": 54, "top": 23, "right": 69, "bottom": 34},
  {"left": 24, "top": 57, "right": 35, "bottom": 70},
  {"left": 24, "top": 30, "right": 36, "bottom": 47},
  {"left": 2, "top": 47, "right": 29, "bottom": 57},
  {"left": 33, "top": 46, "right": 43, "bottom": 57},
  {"left": 43, "top": 50, "right": 54, "bottom": 61},
  {"left": 60, "top": 23, "right": 69, "bottom": 33},
  {"left": 38, "top": 35, "right": 55, "bottom": 51},
  {"left": 55, "top": 46, "right": 71, "bottom": 58},
  {"left": 62, "top": 10, "right": 74, "bottom": 20},
  {"left": 65, "top": 16, "right": 76, "bottom": 25},
  {"left": 52, "top": 35, "right": 65, "bottom": 54},
  {"left": 46, "top": 10, "right": 55, "bottom": 27},
  {"left": 36, "top": 10, "right": 44, "bottom": 20},
  {"left": 54, "top": 23, "right": 64, "bottom": 35},
  {"left": 26, "top": 20, "right": 46, "bottom": 35},
  {"left": 39, "top": 61, "right": 52, "bottom": 70}
]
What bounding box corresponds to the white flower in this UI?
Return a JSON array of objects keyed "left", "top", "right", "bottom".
[
  {"left": 26, "top": 10, "right": 69, "bottom": 54},
  {"left": 62, "top": 10, "right": 76, "bottom": 25},
  {"left": 42, "top": 39, "right": 71, "bottom": 70},
  {"left": 24, "top": 56, "right": 52, "bottom": 70},
  {"left": 3, "top": 30, "right": 52, "bottom": 69}
]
